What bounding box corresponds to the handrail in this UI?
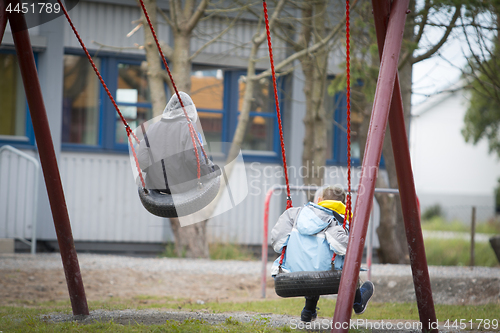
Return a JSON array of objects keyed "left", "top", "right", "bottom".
[
  {"left": 0, "top": 145, "right": 40, "bottom": 254},
  {"left": 261, "top": 184, "right": 399, "bottom": 298}
]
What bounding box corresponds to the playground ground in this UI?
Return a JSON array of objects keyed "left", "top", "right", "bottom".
[{"left": 1, "top": 253, "right": 499, "bottom": 331}]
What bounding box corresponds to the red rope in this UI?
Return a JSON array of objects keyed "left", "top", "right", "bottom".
[
  {"left": 263, "top": 0, "right": 292, "bottom": 210},
  {"left": 129, "top": 134, "right": 146, "bottom": 189},
  {"left": 137, "top": 0, "right": 206, "bottom": 181},
  {"left": 57, "top": 0, "right": 145, "bottom": 188},
  {"left": 344, "top": 0, "right": 352, "bottom": 230},
  {"left": 332, "top": 1, "right": 352, "bottom": 264}
]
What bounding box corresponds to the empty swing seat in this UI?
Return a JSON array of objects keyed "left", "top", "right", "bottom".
[{"left": 138, "top": 172, "right": 220, "bottom": 218}]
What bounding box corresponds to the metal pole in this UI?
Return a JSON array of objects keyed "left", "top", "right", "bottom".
[
  {"left": 366, "top": 205, "right": 374, "bottom": 281},
  {"left": 261, "top": 188, "right": 274, "bottom": 298},
  {"left": 332, "top": 1, "right": 409, "bottom": 331},
  {"left": 7, "top": 4, "right": 89, "bottom": 316},
  {"left": 470, "top": 206, "right": 476, "bottom": 267},
  {"left": 371, "top": 2, "right": 438, "bottom": 332}
]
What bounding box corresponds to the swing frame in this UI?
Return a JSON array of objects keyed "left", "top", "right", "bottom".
[
  {"left": 3, "top": 1, "right": 437, "bottom": 330},
  {"left": 261, "top": 1, "right": 437, "bottom": 332}
]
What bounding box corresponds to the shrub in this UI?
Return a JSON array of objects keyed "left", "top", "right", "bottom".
[{"left": 422, "top": 204, "right": 443, "bottom": 221}]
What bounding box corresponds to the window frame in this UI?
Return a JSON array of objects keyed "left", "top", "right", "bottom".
[
  {"left": 61, "top": 50, "right": 155, "bottom": 154},
  {"left": 327, "top": 90, "right": 385, "bottom": 168},
  {"left": 0, "top": 50, "right": 36, "bottom": 149},
  {"left": 61, "top": 49, "right": 106, "bottom": 152},
  {"left": 59, "top": 56, "right": 285, "bottom": 162},
  {"left": 224, "top": 70, "right": 283, "bottom": 164}
]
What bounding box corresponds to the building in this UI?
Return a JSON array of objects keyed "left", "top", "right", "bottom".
[
  {"left": 1, "top": 0, "right": 373, "bottom": 254},
  {"left": 410, "top": 82, "right": 500, "bottom": 223}
]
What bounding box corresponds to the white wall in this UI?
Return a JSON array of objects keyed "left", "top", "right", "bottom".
[{"left": 410, "top": 89, "right": 500, "bottom": 222}]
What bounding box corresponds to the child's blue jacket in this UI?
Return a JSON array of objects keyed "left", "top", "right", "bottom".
[{"left": 270, "top": 201, "right": 349, "bottom": 276}]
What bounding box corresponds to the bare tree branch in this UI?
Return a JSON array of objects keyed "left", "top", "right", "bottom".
[
  {"left": 254, "top": 0, "right": 288, "bottom": 45},
  {"left": 92, "top": 40, "right": 143, "bottom": 51},
  {"left": 414, "top": 0, "right": 431, "bottom": 45},
  {"left": 253, "top": 16, "right": 344, "bottom": 81},
  {"left": 157, "top": 5, "right": 174, "bottom": 28},
  {"left": 186, "top": 0, "right": 210, "bottom": 33},
  {"left": 127, "top": 22, "right": 143, "bottom": 38},
  {"left": 410, "top": 5, "right": 461, "bottom": 65},
  {"left": 159, "top": 40, "right": 174, "bottom": 59},
  {"left": 169, "top": 0, "right": 181, "bottom": 32},
  {"left": 189, "top": 10, "right": 243, "bottom": 61}
]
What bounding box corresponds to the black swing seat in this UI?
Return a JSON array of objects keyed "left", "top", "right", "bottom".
[
  {"left": 274, "top": 269, "right": 342, "bottom": 297},
  {"left": 138, "top": 172, "right": 221, "bottom": 218}
]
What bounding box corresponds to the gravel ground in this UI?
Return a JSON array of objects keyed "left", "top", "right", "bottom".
[{"left": 1, "top": 253, "right": 499, "bottom": 332}]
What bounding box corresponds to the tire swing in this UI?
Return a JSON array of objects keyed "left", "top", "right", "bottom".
[
  {"left": 137, "top": 123, "right": 221, "bottom": 218},
  {"left": 262, "top": 0, "right": 353, "bottom": 297},
  {"left": 135, "top": 0, "right": 222, "bottom": 218},
  {"left": 59, "top": 0, "right": 220, "bottom": 219}
]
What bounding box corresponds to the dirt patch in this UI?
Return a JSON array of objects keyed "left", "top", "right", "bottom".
[
  {"left": 2, "top": 266, "right": 499, "bottom": 306},
  {"left": 0, "top": 268, "right": 279, "bottom": 306}
]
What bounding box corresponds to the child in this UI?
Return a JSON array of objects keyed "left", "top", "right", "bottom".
[{"left": 271, "top": 185, "right": 374, "bottom": 322}]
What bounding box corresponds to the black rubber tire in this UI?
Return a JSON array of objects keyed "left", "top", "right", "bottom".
[
  {"left": 274, "top": 270, "right": 342, "bottom": 297},
  {"left": 138, "top": 176, "right": 220, "bottom": 218}
]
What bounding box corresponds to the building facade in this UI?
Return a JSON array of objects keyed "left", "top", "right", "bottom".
[{"left": 1, "top": 0, "right": 373, "bottom": 253}]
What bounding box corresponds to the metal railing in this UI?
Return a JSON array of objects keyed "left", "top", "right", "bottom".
[{"left": 0, "top": 145, "right": 40, "bottom": 254}]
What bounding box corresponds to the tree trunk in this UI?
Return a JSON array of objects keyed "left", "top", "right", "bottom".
[
  {"left": 300, "top": 0, "right": 329, "bottom": 201},
  {"left": 374, "top": 0, "right": 416, "bottom": 264},
  {"left": 141, "top": 0, "right": 208, "bottom": 258}
]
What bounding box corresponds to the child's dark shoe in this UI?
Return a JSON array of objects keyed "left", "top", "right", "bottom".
[
  {"left": 300, "top": 307, "right": 317, "bottom": 322},
  {"left": 353, "top": 281, "right": 374, "bottom": 315}
]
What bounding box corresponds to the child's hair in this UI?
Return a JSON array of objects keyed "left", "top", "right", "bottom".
[{"left": 317, "top": 185, "right": 346, "bottom": 204}]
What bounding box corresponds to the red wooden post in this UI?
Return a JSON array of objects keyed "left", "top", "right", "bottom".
[
  {"left": 372, "top": 2, "right": 437, "bottom": 332},
  {"left": 6, "top": 3, "right": 89, "bottom": 316},
  {"left": 331, "top": 1, "right": 409, "bottom": 331}
]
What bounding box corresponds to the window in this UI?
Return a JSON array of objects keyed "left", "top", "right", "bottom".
[
  {"left": 59, "top": 58, "right": 283, "bottom": 161},
  {"left": 191, "top": 69, "right": 224, "bottom": 153},
  {"left": 115, "top": 62, "right": 152, "bottom": 145},
  {"left": 238, "top": 75, "right": 276, "bottom": 153},
  {"left": 326, "top": 89, "right": 362, "bottom": 166},
  {"left": 0, "top": 53, "right": 27, "bottom": 141},
  {"left": 62, "top": 54, "right": 101, "bottom": 145}
]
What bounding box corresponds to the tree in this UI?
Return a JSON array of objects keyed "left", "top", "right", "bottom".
[
  {"left": 461, "top": 1, "right": 500, "bottom": 158},
  {"left": 331, "top": 0, "right": 461, "bottom": 264},
  {"left": 135, "top": 0, "right": 344, "bottom": 257},
  {"left": 138, "top": 0, "right": 215, "bottom": 258}
]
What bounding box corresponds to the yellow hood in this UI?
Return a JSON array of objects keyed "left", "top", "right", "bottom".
[{"left": 317, "top": 200, "right": 349, "bottom": 222}]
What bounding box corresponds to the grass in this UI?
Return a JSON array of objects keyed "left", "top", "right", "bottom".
[
  {"left": 424, "top": 238, "right": 498, "bottom": 267},
  {"left": 420, "top": 216, "right": 500, "bottom": 267},
  {"left": 161, "top": 242, "right": 255, "bottom": 261},
  {"left": 2, "top": 297, "right": 500, "bottom": 332},
  {"left": 421, "top": 216, "right": 500, "bottom": 234}
]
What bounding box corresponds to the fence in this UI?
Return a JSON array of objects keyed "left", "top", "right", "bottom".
[{"left": 0, "top": 145, "right": 40, "bottom": 254}]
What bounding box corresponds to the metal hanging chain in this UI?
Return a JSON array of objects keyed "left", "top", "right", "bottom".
[
  {"left": 57, "top": 0, "right": 146, "bottom": 189},
  {"left": 137, "top": 0, "right": 207, "bottom": 181},
  {"left": 263, "top": 0, "right": 292, "bottom": 210}
]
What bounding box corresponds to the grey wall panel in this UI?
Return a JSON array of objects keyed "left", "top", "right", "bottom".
[
  {"left": 64, "top": 1, "right": 285, "bottom": 64},
  {"left": 207, "top": 161, "right": 284, "bottom": 245},
  {"left": 59, "top": 152, "right": 172, "bottom": 243},
  {"left": 0, "top": 149, "right": 38, "bottom": 240}
]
